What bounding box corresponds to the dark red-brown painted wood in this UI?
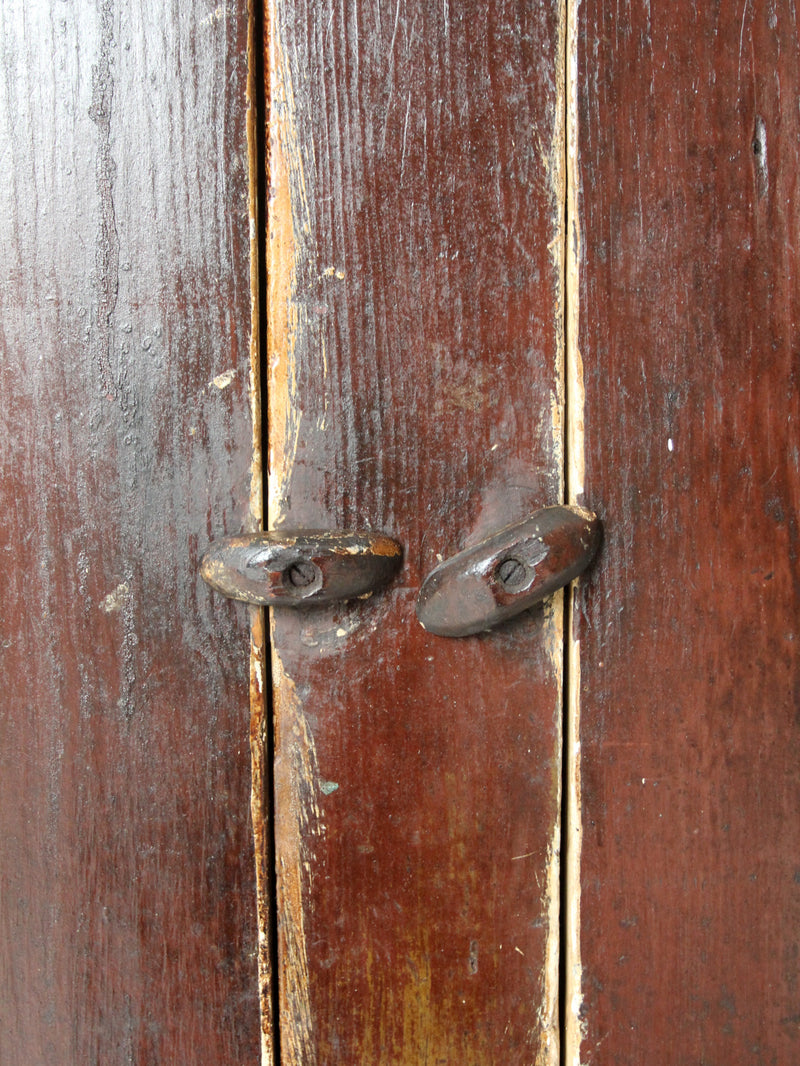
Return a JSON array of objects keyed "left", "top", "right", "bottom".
[
  {"left": 266, "top": 1, "right": 567, "bottom": 1061},
  {"left": 0, "top": 3, "right": 261, "bottom": 1062},
  {"left": 573, "top": 3, "right": 800, "bottom": 1061}
]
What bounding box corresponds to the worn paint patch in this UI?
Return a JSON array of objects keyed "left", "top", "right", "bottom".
[
  {"left": 211, "top": 367, "right": 237, "bottom": 390},
  {"left": 267, "top": 12, "right": 308, "bottom": 528},
  {"left": 99, "top": 582, "right": 130, "bottom": 613},
  {"left": 272, "top": 641, "right": 322, "bottom": 1066},
  {"left": 535, "top": 822, "right": 562, "bottom": 1066},
  {"left": 542, "top": 590, "right": 565, "bottom": 678}
]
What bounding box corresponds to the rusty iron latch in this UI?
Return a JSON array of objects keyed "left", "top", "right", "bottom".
[
  {"left": 416, "top": 505, "right": 602, "bottom": 637},
  {"left": 201, "top": 530, "right": 403, "bottom": 607}
]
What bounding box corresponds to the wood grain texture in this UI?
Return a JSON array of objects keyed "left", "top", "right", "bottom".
[
  {"left": 0, "top": 3, "right": 261, "bottom": 1062},
  {"left": 266, "top": 1, "right": 567, "bottom": 1061},
  {"left": 572, "top": 2, "right": 800, "bottom": 1061}
]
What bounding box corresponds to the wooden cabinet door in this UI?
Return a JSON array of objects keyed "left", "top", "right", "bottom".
[
  {"left": 263, "top": 2, "right": 800, "bottom": 1065},
  {"left": 0, "top": 3, "right": 264, "bottom": 1062},
  {"left": 3, "top": 2, "right": 799, "bottom": 1064},
  {"left": 569, "top": 2, "right": 800, "bottom": 1062},
  {"left": 264, "top": 2, "right": 567, "bottom": 1062}
]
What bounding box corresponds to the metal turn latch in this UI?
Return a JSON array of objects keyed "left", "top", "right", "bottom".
[
  {"left": 416, "top": 505, "right": 602, "bottom": 637},
  {"left": 201, "top": 530, "right": 403, "bottom": 607}
]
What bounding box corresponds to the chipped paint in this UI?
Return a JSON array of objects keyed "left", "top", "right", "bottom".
[
  {"left": 542, "top": 590, "right": 565, "bottom": 676},
  {"left": 298, "top": 605, "right": 376, "bottom": 652},
  {"left": 211, "top": 367, "right": 237, "bottom": 390},
  {"left": 271, "top": 643, "right": 322, "bottom": 1066},
  {"left": 535, "top": 821, "right": 562, "bottom": 1066},
  {"left": 99, "top": 581, "right": 130, "bottom": 613}
]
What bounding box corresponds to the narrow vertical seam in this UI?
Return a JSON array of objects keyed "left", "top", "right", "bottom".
[{"left": 561, "top": 0, "right": 586, "bottom": 1062}]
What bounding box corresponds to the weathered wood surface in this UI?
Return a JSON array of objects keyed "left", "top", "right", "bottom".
[
  {"left": 0, "top": 3, "right": 262, "bottom": 1062},
  {"left": 572, "top": 3, "right": 800, "bottom": 1061},
  {"left": 266, "top": 0, "right": 567, "bottom": 1061}
]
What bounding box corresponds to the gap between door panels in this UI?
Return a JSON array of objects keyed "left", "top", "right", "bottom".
[
  {"left": 562, "top": 1, "right": 585, "bottom": 1064},
  {"left": 245, "top": 2, "right": 585, "bottom": 1063},
  {"left": 247, "top": 0, "right": 280, "bottom": 1061}
]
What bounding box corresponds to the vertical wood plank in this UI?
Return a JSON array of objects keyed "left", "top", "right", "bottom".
[
  {"left": 0, "top": 3, "right": 261, "bottom": 1062},
  {"left": 572, "top": 2, "right": 800, "bottom": 1060},
  {"left": 266, "top": 1, "right": 567, "bottom": 1061}
]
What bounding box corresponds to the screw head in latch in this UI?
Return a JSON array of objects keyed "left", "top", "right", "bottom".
[
  {"left": 495, "top": 557, "right": 527, "bottom": 589},
  {"left": 282, "top": 559, "right": 322, "bottom": 595}
]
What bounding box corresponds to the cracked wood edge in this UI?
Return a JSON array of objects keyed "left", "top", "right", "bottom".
[
  {"left": 535, "top": 3, "right": 568, "bottom": 1061},
  {"left": 264, "top": 4, "right": 314, "bottom": 1063}
]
